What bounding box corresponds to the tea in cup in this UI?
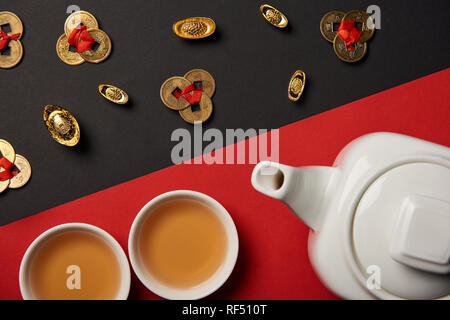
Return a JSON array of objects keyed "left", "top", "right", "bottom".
[
  {"left": 128, "top": 190, "right": 239, "bottom": 300},
  {"left": 19, "top": 223, "right": 130, "bottom": 300}
]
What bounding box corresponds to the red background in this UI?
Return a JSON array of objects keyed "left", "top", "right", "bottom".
[{"left": 1, "top": 69, "right": 449, "bottom": 300}]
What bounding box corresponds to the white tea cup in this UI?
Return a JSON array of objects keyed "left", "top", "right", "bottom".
[
  {"left": 128, "top": 190, "right": 239, "bottom": 300},
  {"left": 19, "top": 223, "right": 131, "bottom": 300}
]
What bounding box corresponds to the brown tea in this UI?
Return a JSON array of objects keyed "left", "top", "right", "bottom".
[
  {"left": 29, "top": 231, "right": 121, "bottom": 300},
  {"left": 138, "top": 199, "right": 227, "bottom": 288}
]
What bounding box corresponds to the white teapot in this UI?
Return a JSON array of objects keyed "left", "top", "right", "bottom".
[{"left": 251, "top": 132, "right": 450, "bottom": 299}]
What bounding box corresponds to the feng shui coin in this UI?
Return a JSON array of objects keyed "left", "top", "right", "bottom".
[
  {"left": 9, "top": 154, "right": 31, "bottom": 189},
  {"left": 78, "top": 28, "right": 112, "bottom": 63},
  {"left": 260, "top": 4, "right": 288, "bottom": 28},
  {"left": 56, "top": 33, "right": 85, "bottom": 66},
  {"left": 0, "top": 139, "right": 15, "bottom": 163},
  {"left": 0, "top": 179, "right": 9, "bottom": 193},
  {"left": 0, "top": 139, "right": 15, "bottom": 194},
  {"left": 99, "top": 84, "right": 129, "bottom": 104},
  {"left": 173, "top": 17, "right": 216, "bottom": 39},
  {"left": 0, "top": 11, "right": 23, "bottom": 38},
  {"left": 288, "top": 70, "right": 306, "bottom": 102},
  {"left": 64, "top": 10, "right": 99, "bottom": 37},
  {"left": 320, "top": 10, "right": 346, "bottom": 43},
  {"left": 184, "top": 69, "right": 216, "bottom": 98},
  {"left": 43, "top": 105, "right": 80, "bottom": 147},
  {"left": 333, "top": 35, "right": 367, "bottom": 63},
  {"left": 342, "top": 10, "right": 375, "bottom": 43},
  {"left": 0, "top": 40, "right": 23, "bottom": 69},
  {"left": 179, "top": 94, "right": 213, "bottom": 124},
  {"left": 160, "top": 76, "right": 192, "bottom": 110}
]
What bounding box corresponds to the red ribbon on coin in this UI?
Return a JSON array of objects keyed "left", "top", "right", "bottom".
[
  {"left": 0, "top": 157, "right": 18, "bottom": 182},
  {"left": 67, "top": 25, "right": 95, "bottom": 53},
  {"left": 337, "top": 21, "right": 362, "bottom": 51},
  {"left": 172, "top": 83, "right": 203, "bottom": 105},
  {"left": 0, "top": 30, "right": 21, "bottom": 52}
]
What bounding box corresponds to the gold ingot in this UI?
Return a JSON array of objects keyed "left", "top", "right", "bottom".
[
  {"left": 320, "top": 10, "right": 346, "bottom": 43},
  {"left": 288, "top": 70, "right": 306, "bottom": 102},
  {"left": 0, "top": 11, "right": 23, "bottom": 39},
  {"left": 260, "top": 4, "right": 288, "bottom": 28},
  {"left": 184, "top": 69, "right": 216, "bottom": 98},
  {"left": 173, "top": 17, "right": 216, "bottom": 39},
  {"left": 333, "top": 35, "right": 367, "bottom": 63},
  {"left": 99, "top": 84, "right": 129, "bottom": 104},
  {"left": 179, "top": 94, "right": 213, "bottom": 124},
  {"left": 9, "top": 154, "right": 31, "bottom": 189},
  {"left": 79, "top": 28, "right": 112, "bottom": 64},
  {"left": 342, "top": 10, "right": 375, "bottom": 43},
  {"left": 56, "top": 33, "right": 85, "bottom": 66},
  {"left": 43, "top": 105, "right": 80, "bottom": 147},
  {"left": 160, "top": 76, "right": 192, "bottom": 110},
  {"left": 64, "top": 10, "right": 99, "bottom": 37}
]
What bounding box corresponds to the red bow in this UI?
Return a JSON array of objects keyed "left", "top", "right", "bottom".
[
  {"left": 337, "top": 21, "right": 362, "bottom": 51},
  {"left": 67, "top": 25, "right": 95, "bottom": 53},
  {"left": 172, "top": 83, "right": 203, "bottom": 105},
  {"left": 0, "top": 157, "right": 18, "bottom": 182},
  {"left": 0, "top": 30, "right": 21, "bottom": 52}
]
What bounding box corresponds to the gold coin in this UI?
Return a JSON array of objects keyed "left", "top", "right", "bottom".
[
  {"left": 179, "top": 94, "right": 213, "bottom": 124},
  {"left": 0, "top": 11, "right": 23, "bottom": 39},
  {"left": 288, "top": 70, "right": 306, "bottom": 102},
  {"left": 260, "top": 4, "right": 288, "bottom": 28},
  {"left": 43, "top": 105, "right": 80, "bottom": 147},
  {"left": 0, "top": 179, "right": 9, "bottom": 193},
  {"left": 173, "top": 17, "right": 216, "bottom": 39},
  {"left": 160, "top": 76, "right": 192, "bottom": 110},
  {"left": 64, "top": 10, "right": 99, "bottom": 37},
  {"left": 99, "top": 84, "right": 129, "bottom": 104},
  {"left": 56, "top": 34, "right": 85, "bottom": 66},
  {"left": 184, "top": 69, "right": 216, "bottom": 98},
  {"left": 333, "top": 35, "right": 367, "bottom": 63},
  {"left": 320, "top": 10, "right": 346, "bottom": 43},
  {"left": 9, "top": 154, "right": 31, "bottom": 189},
  {"left": 0, "top": 139, "right": 15, "bottom": 194},
  {"left": 0, "top": 139, "right": 15, "bottom": 163},
  {"left": 0, "top": 39, "right": 23, "bottom": 69},
  {"left": 342, "top": 10, "right": 375, "bottom": 43},
  {"left": 79, "top": 29, "right": 112, "bottom": 64}
]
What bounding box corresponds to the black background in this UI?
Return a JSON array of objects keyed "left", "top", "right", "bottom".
[{"left": 1, "top": 0, "right": 449, "bottom": 225}]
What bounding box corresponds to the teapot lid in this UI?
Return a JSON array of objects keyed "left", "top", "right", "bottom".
[{"left": 353, "top": 161, "right": 450, "bottom": 299}]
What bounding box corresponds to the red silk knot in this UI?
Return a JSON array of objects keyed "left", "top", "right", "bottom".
[
  {"left": 172, "top": 83, "right": 203, "bottom": 105},
  {"left": 337, "top": 20, "right": 362, "bottom": 51},
  {"left": 0, "top": 30, "right": 21, "bottom": 52},
  {"left": 67, "top": 25, "right": 95, "bottom": 53},
  {"left": 0, "top": 157, "right": 18, "bottom": 182}
]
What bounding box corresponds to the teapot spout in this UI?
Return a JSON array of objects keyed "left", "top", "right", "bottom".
[{"left": 251, "top": 161, "right": 339, "bottom": 231}]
